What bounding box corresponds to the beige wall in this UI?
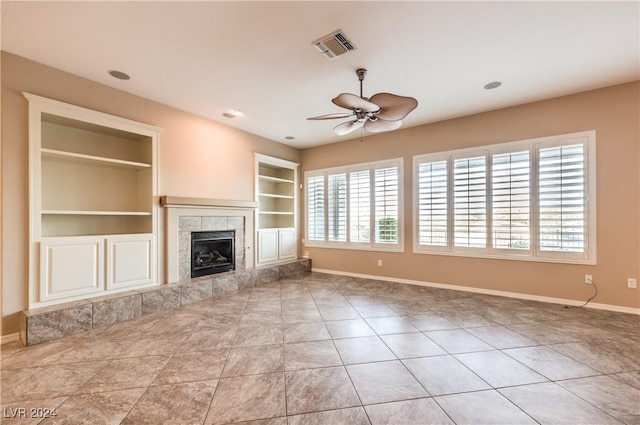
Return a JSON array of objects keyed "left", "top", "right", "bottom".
[
  {"left": 301, "top": 81, "right": 640, "bottom": 310},
  {"left": 1, "top": 52, "right": 301, "bottom": 336}
]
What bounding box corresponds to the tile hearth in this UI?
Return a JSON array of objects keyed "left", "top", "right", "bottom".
[
  {"left": 3, "top": 272, "right": 639, "bottom": 424},
  {"left": 20, "top": 260, "right": 310, "bottom": 346}
]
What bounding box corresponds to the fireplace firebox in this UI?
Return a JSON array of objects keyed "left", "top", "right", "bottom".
[{"left": 191, "top": 230, "right": 235, "bottom": 278}]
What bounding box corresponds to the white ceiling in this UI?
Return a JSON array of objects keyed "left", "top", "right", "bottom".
[{"left": 2, "top": 1, "right": 638, "bottom": 149}]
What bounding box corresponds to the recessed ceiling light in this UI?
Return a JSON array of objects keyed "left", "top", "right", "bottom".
[
  {"left": 285, "top": 136, "right": 295, "bottom": 140},
  {"left": 223, "top": 109, "right": 245, "bottom": 118},
  {"left": 108, "top": 70, "right": 130, "bottom": 80},
  {"left": 484, "top": 81, "right": 502, "bottom": 90}
]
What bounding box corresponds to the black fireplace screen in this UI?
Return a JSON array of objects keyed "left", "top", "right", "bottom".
[{"left": 191, "top": 230, "right": 235, "bottom": 278}]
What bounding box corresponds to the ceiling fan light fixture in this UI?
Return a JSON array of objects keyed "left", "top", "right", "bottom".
[{"left": 308, "top": 68, "right": 418, "bottom": 136}]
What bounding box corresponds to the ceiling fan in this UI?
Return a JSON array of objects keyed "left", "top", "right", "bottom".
[{"left": 308, "top": 68, "right": 418, "bottom": 136}]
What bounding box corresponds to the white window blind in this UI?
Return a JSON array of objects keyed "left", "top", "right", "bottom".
[
  {"left": 327, "top": 173, "right": 347, "bottom": 241},
  {"left": 492, "top": 151, "right": 530, "bottom": 250},
  {"left": 306, "top": 175, "right": 325, "bottom": 241},
  {"left": 305, "top": 159, "right": 403, "bottom": 251},
  {"left": 538, "top": 144, "right": 585, "bottom": 253},
  {"left": 375, "top": 167, "right": 399, "bottom": 243},
  {"left": 453, "top": 156, "right": 487, "bottom": 248},
  {"left": 349, "top": 170, "right": 371, "bottom": 243},
  {"left": 414, "top": 131, "right": 595, "bottom": 264},
  {"left": 417, "top": 161, "right": 448, "bottom": 246}
]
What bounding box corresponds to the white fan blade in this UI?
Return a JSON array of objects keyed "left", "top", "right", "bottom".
[
  {"left": 332, "top": 93, "right": 380, "bottom": 113},
  {"left": 369, "top": 93, "right": 418, "bottom": 121},
  {"left": 333, "top": 120, "right": 364, "bottom": 136},
  {"left": 307, "top": 112, "right": 355, "bottom": 120},
  {"left": 364, "top": 119, "right": 403, "bottom": 134}
]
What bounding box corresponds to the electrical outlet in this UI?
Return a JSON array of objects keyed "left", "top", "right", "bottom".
[
  {"left": 584, "top": 274, "right": 593, "bottom": 285},
  {"left": 377, "top": 259, "right": 382, "bottom": 267},
  {"left": 628, "top": 278, "right": 637, "bottom": 289}
]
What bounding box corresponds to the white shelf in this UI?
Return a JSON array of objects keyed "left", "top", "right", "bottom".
[
  {"left": 259, "top": 211, "right": 294, "bottom": 215},
  {"left": 42, "top": 210, "right": 151, "bottom": 216},
  {"left": 259, "top": 175, "right": 294, "bottom": 184},
  {"left": 42, "top": 148, "right": 151, "bottom": 170},
  {"left": 259, "top": 193, "right": 294, "bottom": 200}
]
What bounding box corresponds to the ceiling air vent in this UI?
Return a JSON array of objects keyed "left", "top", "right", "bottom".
[{"left": 312, "top": 30, "right": 356, "bottom": 60}]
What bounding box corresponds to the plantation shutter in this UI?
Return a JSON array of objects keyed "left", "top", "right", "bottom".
[
  {"left": 306, "top": 175, "right": 325, "bottom": 241},
  {"left": 349, "top": 170, "right": 371, "bottom": 243},
  {"left": 327, "top": 173, "right": 347, "bottom": 241},
  {"left": 417, "top": 161, "right": 448, "bottom": 246},
  {"left": 538, "top": 144, "right": 586, "bottom": 252},
  {"left": 454, "top": 156, "right": 487, "bottom": 248},
  {"left": 374, "top": 166, "right": 399, "bottom": 243},
  {"left": 492, "top": 151, "right": 531, "bottom": 250}
]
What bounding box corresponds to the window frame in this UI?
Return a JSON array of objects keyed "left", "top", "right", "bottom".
[
  {"left": 413, "top": 131, "right": 596, "bottom": 265},
  {"left": 305, "top": 158, "right": 404, "bottom": 252}
]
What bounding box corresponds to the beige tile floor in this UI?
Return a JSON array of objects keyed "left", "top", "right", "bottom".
[{"left": 2, "top": 272, "right": 639, "bottom": 424}]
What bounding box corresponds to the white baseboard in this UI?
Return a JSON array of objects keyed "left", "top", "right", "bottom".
[
  {"left": 1, "top": 333, "right": 20, "bottom": 345},
  {"left": 312, "top": 268, "right": 640, "bottom": 315}
]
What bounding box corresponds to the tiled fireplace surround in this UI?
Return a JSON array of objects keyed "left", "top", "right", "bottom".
[{"left": 20, "top": 198, "right": 311, "bottom": 346}]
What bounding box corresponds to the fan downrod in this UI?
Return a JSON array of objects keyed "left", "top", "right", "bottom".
[{"left": 356, "top": 68, "right": 367, "bottom": 99}]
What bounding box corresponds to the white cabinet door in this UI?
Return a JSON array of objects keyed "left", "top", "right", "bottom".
[
  {"left": 106, "top": 234, "right": 155, "bottom": 290},
  {"left": 257, "top": 229, "right": 279, "bottom": 264},
  {"left": 40, "top": 236, "right": 104, "bottom": 302},
  {"left": 278, "top": 228, "right": 297, "bottom": 260}
]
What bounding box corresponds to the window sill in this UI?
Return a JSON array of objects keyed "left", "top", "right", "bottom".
[
  {"left": 413, "top": 247, "right": 596, "bottom": 265},
  {"left": 306, "top": 241, "right": 405, "bottom": 254}
]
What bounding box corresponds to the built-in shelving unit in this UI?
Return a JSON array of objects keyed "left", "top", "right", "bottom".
[
  {"left": 26, "top": 93, "right": 161, "bottom": 308},
  {"left": 255, "top": 154, "right": 299, "bottom": 265}
]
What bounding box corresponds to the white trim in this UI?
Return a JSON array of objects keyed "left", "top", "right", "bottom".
[
  {"left": 1, "top": 333, "right": 20, "bottom": 345},
  {"left": 311, "top": 268, "right": 640, "bottom": 315},
  {"left": 23, "top": 92, "right": 163, "bottom": 134},
  {"left": 255, "top": 152, "right": 299, "bottom": 170}
]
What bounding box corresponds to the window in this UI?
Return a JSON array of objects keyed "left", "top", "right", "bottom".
[
  {"left": 306, "top": 175, "right": 325, "bottom": 241},
  {"left": 417, "top": 160, "right": 448, "bottom": 247},
  {"left": 349, "top": 170, "right": 370, "bottom": 243},
  {"left": 492, "top": 151, "right": 530, "bottom": 250},
  {"left": 413, "top": 131, "right": 595, "bottom": 264},
  {"left": 539, "top": 144, "right": 586, "bottom": 253},
  {"left": 375, "top": 167, "right": 400, "bottom": 244},
  {"left": 305, "top": 158, "right": 403, "bottom": 251},
  {"left": 453, "top": 155, "right": 487, "bottom": 249},
  {"left": 327, "top": 174, "right": 347, "bottom": 241}
]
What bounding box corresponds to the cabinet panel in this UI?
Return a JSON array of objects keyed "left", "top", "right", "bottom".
[
  {"left": 106, "top": 234, "right": 155, "bottom": 289},
  {"left": 258, "top": 229, "right": 279, "bottom": 264},
  {"left": 40, "top": 237, "right": 104, "bottom": 301},
  {"left": 278, "top": 228, "right": 297, "bottom": 260}
]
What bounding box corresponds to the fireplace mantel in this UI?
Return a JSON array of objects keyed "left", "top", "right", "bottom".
[{"left": 160, "top": 196, "right": 257, "bottom": 210}]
